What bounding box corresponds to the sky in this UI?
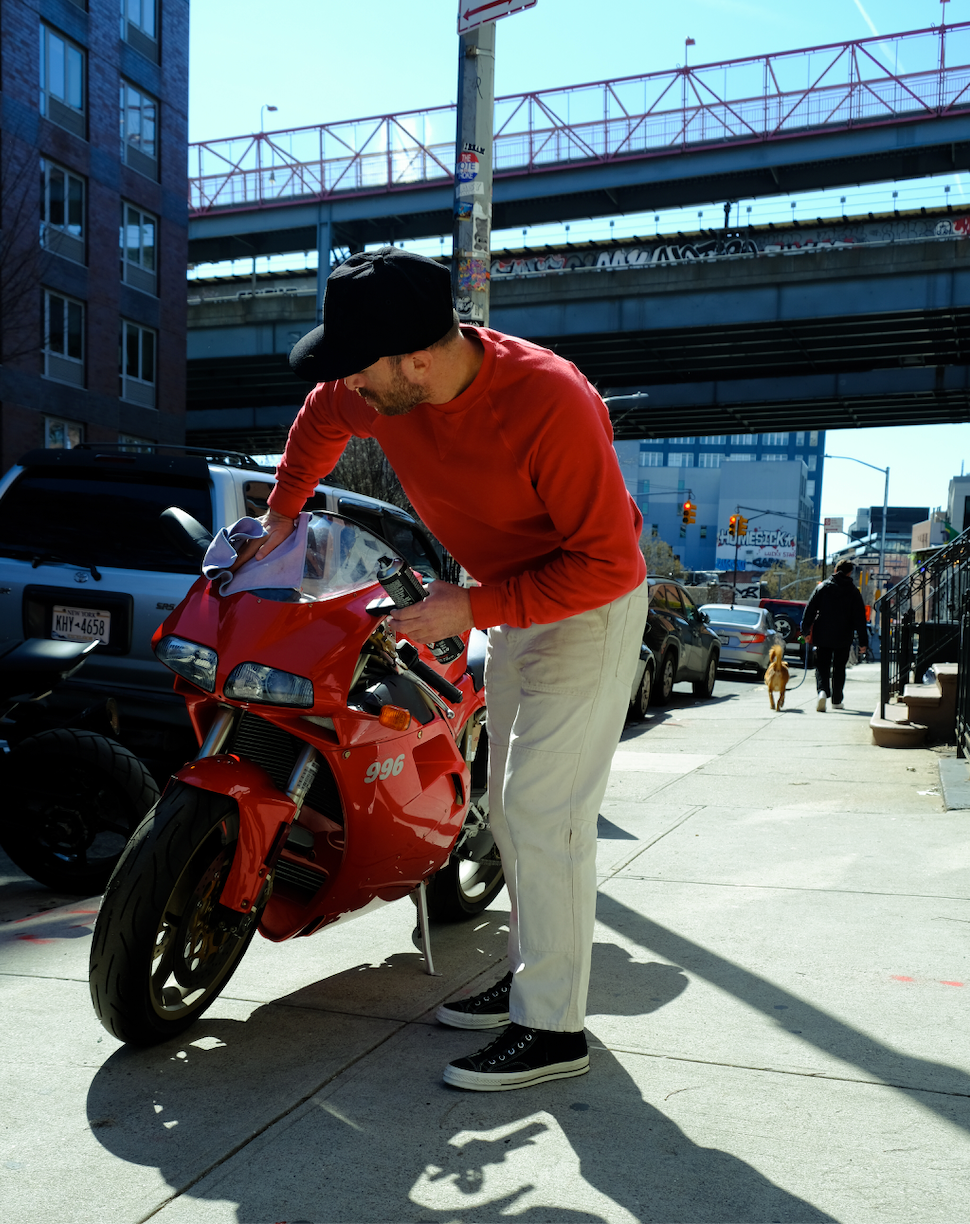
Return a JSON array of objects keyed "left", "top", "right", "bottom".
[{"left": 187, "top": 0, "right": 970, "bottom": 545}]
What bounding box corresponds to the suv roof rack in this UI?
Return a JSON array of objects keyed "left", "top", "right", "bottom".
[{"left": 72, "top": 443, "right": 274, "bottom": 473}]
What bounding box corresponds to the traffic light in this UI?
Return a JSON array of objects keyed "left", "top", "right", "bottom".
[
  {"left": 728, "top": 515, "right": 737, "bottom": 537},
  {"left": 682, "top": 500, "right": 696, "bottom": 525},
  {"left": 738, "top": 515, "right": 748, "bottom": 536}
]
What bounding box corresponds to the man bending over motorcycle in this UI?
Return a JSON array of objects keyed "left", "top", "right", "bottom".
[{"left": 254, "top": 247, "right": 648, "bottom": 1092}]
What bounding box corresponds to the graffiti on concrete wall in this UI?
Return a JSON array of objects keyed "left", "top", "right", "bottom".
[
  {"left": 491, "top": 215, "right": 970, "bottom": 279},
  {"left": 715, "top": 525, "right": 797, "bottom": 570}
]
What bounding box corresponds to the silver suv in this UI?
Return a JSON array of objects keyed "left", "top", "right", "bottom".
[{"left": 0, "top": 446, "right": 441, "bottom": 764}]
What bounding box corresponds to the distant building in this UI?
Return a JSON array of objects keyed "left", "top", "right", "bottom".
[
  {"left": 947, "top": 475, "right": 970, "bottom": 536},
  {"left": 614, "top": 431, "right": 822, "bottom": 570},
  {"left": 0, "top": 0, "right": 189, "bottom": 471}
]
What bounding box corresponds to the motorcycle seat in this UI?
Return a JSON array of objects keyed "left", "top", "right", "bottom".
[{"left": 0, "top": 637, "right": 97, "bottom": 702}]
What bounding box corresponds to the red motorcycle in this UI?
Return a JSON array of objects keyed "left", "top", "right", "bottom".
[{"left": 89, "top": 509, "right": 501, "bottom": 1046}]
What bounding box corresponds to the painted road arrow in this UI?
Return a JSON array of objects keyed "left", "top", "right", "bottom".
[{"left": 458, "top": 0, "right": 537, "bottom": 35}]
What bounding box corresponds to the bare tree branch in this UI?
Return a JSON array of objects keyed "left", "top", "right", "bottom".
[{"left": 0, "top": 127, "right": 53, "bottom": 364}]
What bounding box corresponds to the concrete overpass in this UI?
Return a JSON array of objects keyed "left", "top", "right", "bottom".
[
  {"left": 188, "top": 21, "right": 970, "bottom": 334},
  {"left": 186, "top": 210, "right": 970, "bottom": 450}
]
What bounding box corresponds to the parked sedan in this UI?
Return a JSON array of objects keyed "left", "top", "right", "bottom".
[{"left": 699, "top": 604, "right": 786, "bottom": 678}]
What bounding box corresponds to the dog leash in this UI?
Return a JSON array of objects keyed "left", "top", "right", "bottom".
[{"left": 784, "top": 638, "right": 812, "bottom": 690}]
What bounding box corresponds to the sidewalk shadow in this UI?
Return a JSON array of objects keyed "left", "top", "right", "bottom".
[
  {"left": 85, "top": 984, "right": 833, "bottom": 1223},
  {"left": 596, "top": 894, "right": 970, "bottom": 1125}
]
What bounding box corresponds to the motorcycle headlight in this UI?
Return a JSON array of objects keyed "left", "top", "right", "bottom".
[
  {"left": 224, "top": 662, "right": 313, "bottom": 707},
  {"left": 155, "top": 635, "right": 218, "bottom": 692}
]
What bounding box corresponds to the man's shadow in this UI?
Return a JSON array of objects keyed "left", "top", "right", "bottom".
[{"left": 85, "top": 942, "right": 833, "bottom": 1223}]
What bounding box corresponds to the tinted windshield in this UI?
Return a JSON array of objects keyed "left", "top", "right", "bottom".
[
  {"left": 700, "top": 606, "right": 761, "bottom": 626},
  {"left": 0, "top": 467, "right": 212, "bottom": 574},
  {"left": 292, "top": 513, "right": 400, "bottom": 602}
]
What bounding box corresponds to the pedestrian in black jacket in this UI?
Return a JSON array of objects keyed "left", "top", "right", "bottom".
[{"left": 802, "top": 559, "right": 870, "bottom": 711}]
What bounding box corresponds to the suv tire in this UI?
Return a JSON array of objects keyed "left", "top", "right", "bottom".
[{"left": 652, "top": 650, "right": 677, "bottom": 706}]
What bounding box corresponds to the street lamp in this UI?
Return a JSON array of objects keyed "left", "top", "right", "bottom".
[
  {"left": 823, "top": 452, "right": 890, "bottom": 605},
  {"left": 260, "top": 104, "right": 278, "bottom": 131}
]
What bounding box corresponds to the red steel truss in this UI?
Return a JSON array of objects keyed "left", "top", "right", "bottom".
[{"left": 189, "top": 22, "right": 970, "bottom": 216}]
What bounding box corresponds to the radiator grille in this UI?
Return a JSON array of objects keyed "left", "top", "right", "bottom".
[
  {"left": 227, "top": 712, "right": 343, "bottom": 824},
  {"left": 274, "top": 858, "right": 327, "bottom": 898}
]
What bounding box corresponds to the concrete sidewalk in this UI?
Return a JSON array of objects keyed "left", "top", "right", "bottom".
[{"left": 2, "top": 662, "right": 969, "bottom": 1223}]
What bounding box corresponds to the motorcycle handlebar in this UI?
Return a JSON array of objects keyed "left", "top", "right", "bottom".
[{"left": 397, "top": 641, "right": 464, "bottom": 705}]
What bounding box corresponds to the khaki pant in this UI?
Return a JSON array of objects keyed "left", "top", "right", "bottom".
[{"left": 484, "top": 580, "right": 649, "bottom": 1032}]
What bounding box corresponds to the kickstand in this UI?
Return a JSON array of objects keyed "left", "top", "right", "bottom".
[{"left": 412, "top": 880, "right": 441, "bottom": 977}]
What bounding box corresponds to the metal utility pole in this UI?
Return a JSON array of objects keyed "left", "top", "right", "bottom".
[{"left": 452, "top": 22, "right": 496, "bottom": 326}]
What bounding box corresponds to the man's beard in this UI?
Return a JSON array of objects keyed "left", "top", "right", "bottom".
[{"left": 358, "top": 367, "right": 428, "bottom": 417}]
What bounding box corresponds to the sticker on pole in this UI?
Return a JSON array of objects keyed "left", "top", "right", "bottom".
[
  {"left": 458, "top": 0, "right": 537, "bottom": 35},
  {"left": 457, "top": 151, "right": 479, "bottom": 181}
]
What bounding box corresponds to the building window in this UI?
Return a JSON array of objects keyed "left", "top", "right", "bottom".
[
  {"left": 40, "top": 25, "right": 86, "bottom": 138},
  {"left": 698, "top": 452, "right": 722, "bottom": 468},
  {"left": 729, "top": 452, "right": 756, "bottom": 462},
  {"left": 795, "top": 431, "right": 806, "bottom": 446},
  {"left": 120, "top": 319, "right": 156, "bottom": 406},
  {"left": 40, "top": 159, "right": 85, "bottom": 263},
  {"left": 730, "top": 434, "right": 755, "bottom": 444},
  {"left": 45, "top": 416, "right": 84, "bottom": 448},
  {"left": 699, "top": 525, "right": 708, "bottom": 539},
  {"left": 699, "top": 435, "right": 725, "bottom": 444},
  {"left": 809, "top": 430, "right": 819, "bottom": 446},
  {"left": 120, "top": 80, "right": 158, "bottom": 178},
  {"left": 118, "top": 432, "right": 153, "bottom": 450},
  {"left": 121, "top": 0, "right": 159, "bottom": 62},
  {"left": 669, "top": 437, "right": 693, "bottom": 444},
  {"left": 761, "top": 432, "right": 789, "bottom": 446},
  {"left": 43, "top": 290, "right": 84, "bottom": 385},
  {"left": 762, "top": 453, "right": 787, "bottom": 461},
  {"left": 639, "top": 451, "right": 663, "bottom": 467},
  {"left": 668, "top": 453, "right": 693, "bottom": 468},
  {"left": 679, "top": 524, "right": 686, "bottom": 538},
  {"left": 807, "top": 454, "right": 817, "bottom": 471},
  {"left": 651, "top": 524, "right": 659, "bottom": 538},
  {"left": 120, "top": 202, "right": 157, "bottom": 293},
  {"left": 807, "top": 480, "right": 816, "bottom": 498}
]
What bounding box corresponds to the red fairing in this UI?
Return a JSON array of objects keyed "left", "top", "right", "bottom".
[{"left": 151, "top": 526, "right": 486, "bottom": 943}]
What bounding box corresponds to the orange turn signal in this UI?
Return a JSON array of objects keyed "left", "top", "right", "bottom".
[{"left": 379, "top": 705, "right": 412, "bottom": 731}]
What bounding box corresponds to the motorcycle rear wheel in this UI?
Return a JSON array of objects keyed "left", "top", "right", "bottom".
[
  {"left": 0, "top": 728, "right": 159, "bottom": 894},
  {"left": 89, "top": 782, "right": 265, "bottom": 1046}
]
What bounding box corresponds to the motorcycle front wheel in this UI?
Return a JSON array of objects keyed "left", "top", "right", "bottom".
[
  {"left": 0, "top": 728, "right": 159, "bottom": 894},
  {"left": 89, "top": 782, "right": 266, "bottom": 1046}
]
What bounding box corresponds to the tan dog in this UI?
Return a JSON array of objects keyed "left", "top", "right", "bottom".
[{"left": 764, "top": 643, "right": 790, "bottom": 710}]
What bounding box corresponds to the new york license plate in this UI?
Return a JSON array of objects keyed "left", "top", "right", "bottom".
[{"left": 51, "top": 605, "right": 111, "bottom": 645}]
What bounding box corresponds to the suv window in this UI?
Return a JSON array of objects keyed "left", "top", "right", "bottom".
[{"left": 1, "top": 468, "right": 212, "bottom": 574}]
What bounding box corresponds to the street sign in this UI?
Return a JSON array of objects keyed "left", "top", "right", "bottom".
[
  {"left": 458, "top": 0, "right": 537, "bottom": 35},
  {"left": 823, "top": 516, "right": 844, "bottom": 533}
]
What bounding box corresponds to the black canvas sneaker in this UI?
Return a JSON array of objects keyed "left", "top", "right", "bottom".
[
  {"left": 444, "top": 1023, "right": 589, "bottom": 1091},
  {"left": 436, "top": 971, "right": 513, "bottom": 1030}
]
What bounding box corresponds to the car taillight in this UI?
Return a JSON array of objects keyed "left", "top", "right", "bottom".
[{"left": 738, "top": 632, "right": 766, "bottom": 644}]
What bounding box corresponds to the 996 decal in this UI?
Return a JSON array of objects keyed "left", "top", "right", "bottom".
[{"left": 364, "top": 754, "right": 405, "bottom": 783}]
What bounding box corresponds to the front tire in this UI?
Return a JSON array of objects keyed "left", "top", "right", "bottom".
[
  {"left": 0, "top": 729, "right": 159, "bottom": 894},
  {"left": 89, "top": 782, "right": 265, "bottom": 1046},
  {"left": 693, "top": 653, "right": 718, "bottom": 699}
]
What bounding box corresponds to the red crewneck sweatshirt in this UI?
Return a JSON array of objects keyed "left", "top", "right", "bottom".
[{"left": 268, "top": 327, "right": 645, "bottom": 628}]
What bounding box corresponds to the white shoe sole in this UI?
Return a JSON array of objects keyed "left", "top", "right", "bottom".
[
  {"left": 435, "top": 1004, "right": 510, "bottom": 1030},
  {"left": 816, "top": 697, "right": 826, "bottom": 711},
  {"left": 443, "top": 1055, "right": 590, "bottom": 1091}
]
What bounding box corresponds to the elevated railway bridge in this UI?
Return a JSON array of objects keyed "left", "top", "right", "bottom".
[{"left": 186, "top": 22, "right": 970, "bottom": 450}]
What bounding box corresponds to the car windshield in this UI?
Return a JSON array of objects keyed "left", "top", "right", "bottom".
[
  {"left": 285, "top": 512, "right": 400, "bottom": 603},
  {"left": 700, "top": 606, "right": 762, "bottom": 626}
]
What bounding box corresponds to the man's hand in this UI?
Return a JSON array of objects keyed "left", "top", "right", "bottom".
[
  {"left": 388, "top": 581, "right": 474, "bottom": 643},
  {"left": 230, "top": 509, "right": 297, "bottom": 570}
]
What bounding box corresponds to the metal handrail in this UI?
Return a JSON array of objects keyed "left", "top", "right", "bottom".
[
  {"left": 189, "top": 22, "right": 970, "bottom": 215},
  {"left": 876, "top": 522, "right": 970, "bottom": 719}
]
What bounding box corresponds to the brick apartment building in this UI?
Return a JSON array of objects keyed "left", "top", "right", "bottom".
[{"left": 0, "top": 0, "right": 188, "bottom": 472}]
